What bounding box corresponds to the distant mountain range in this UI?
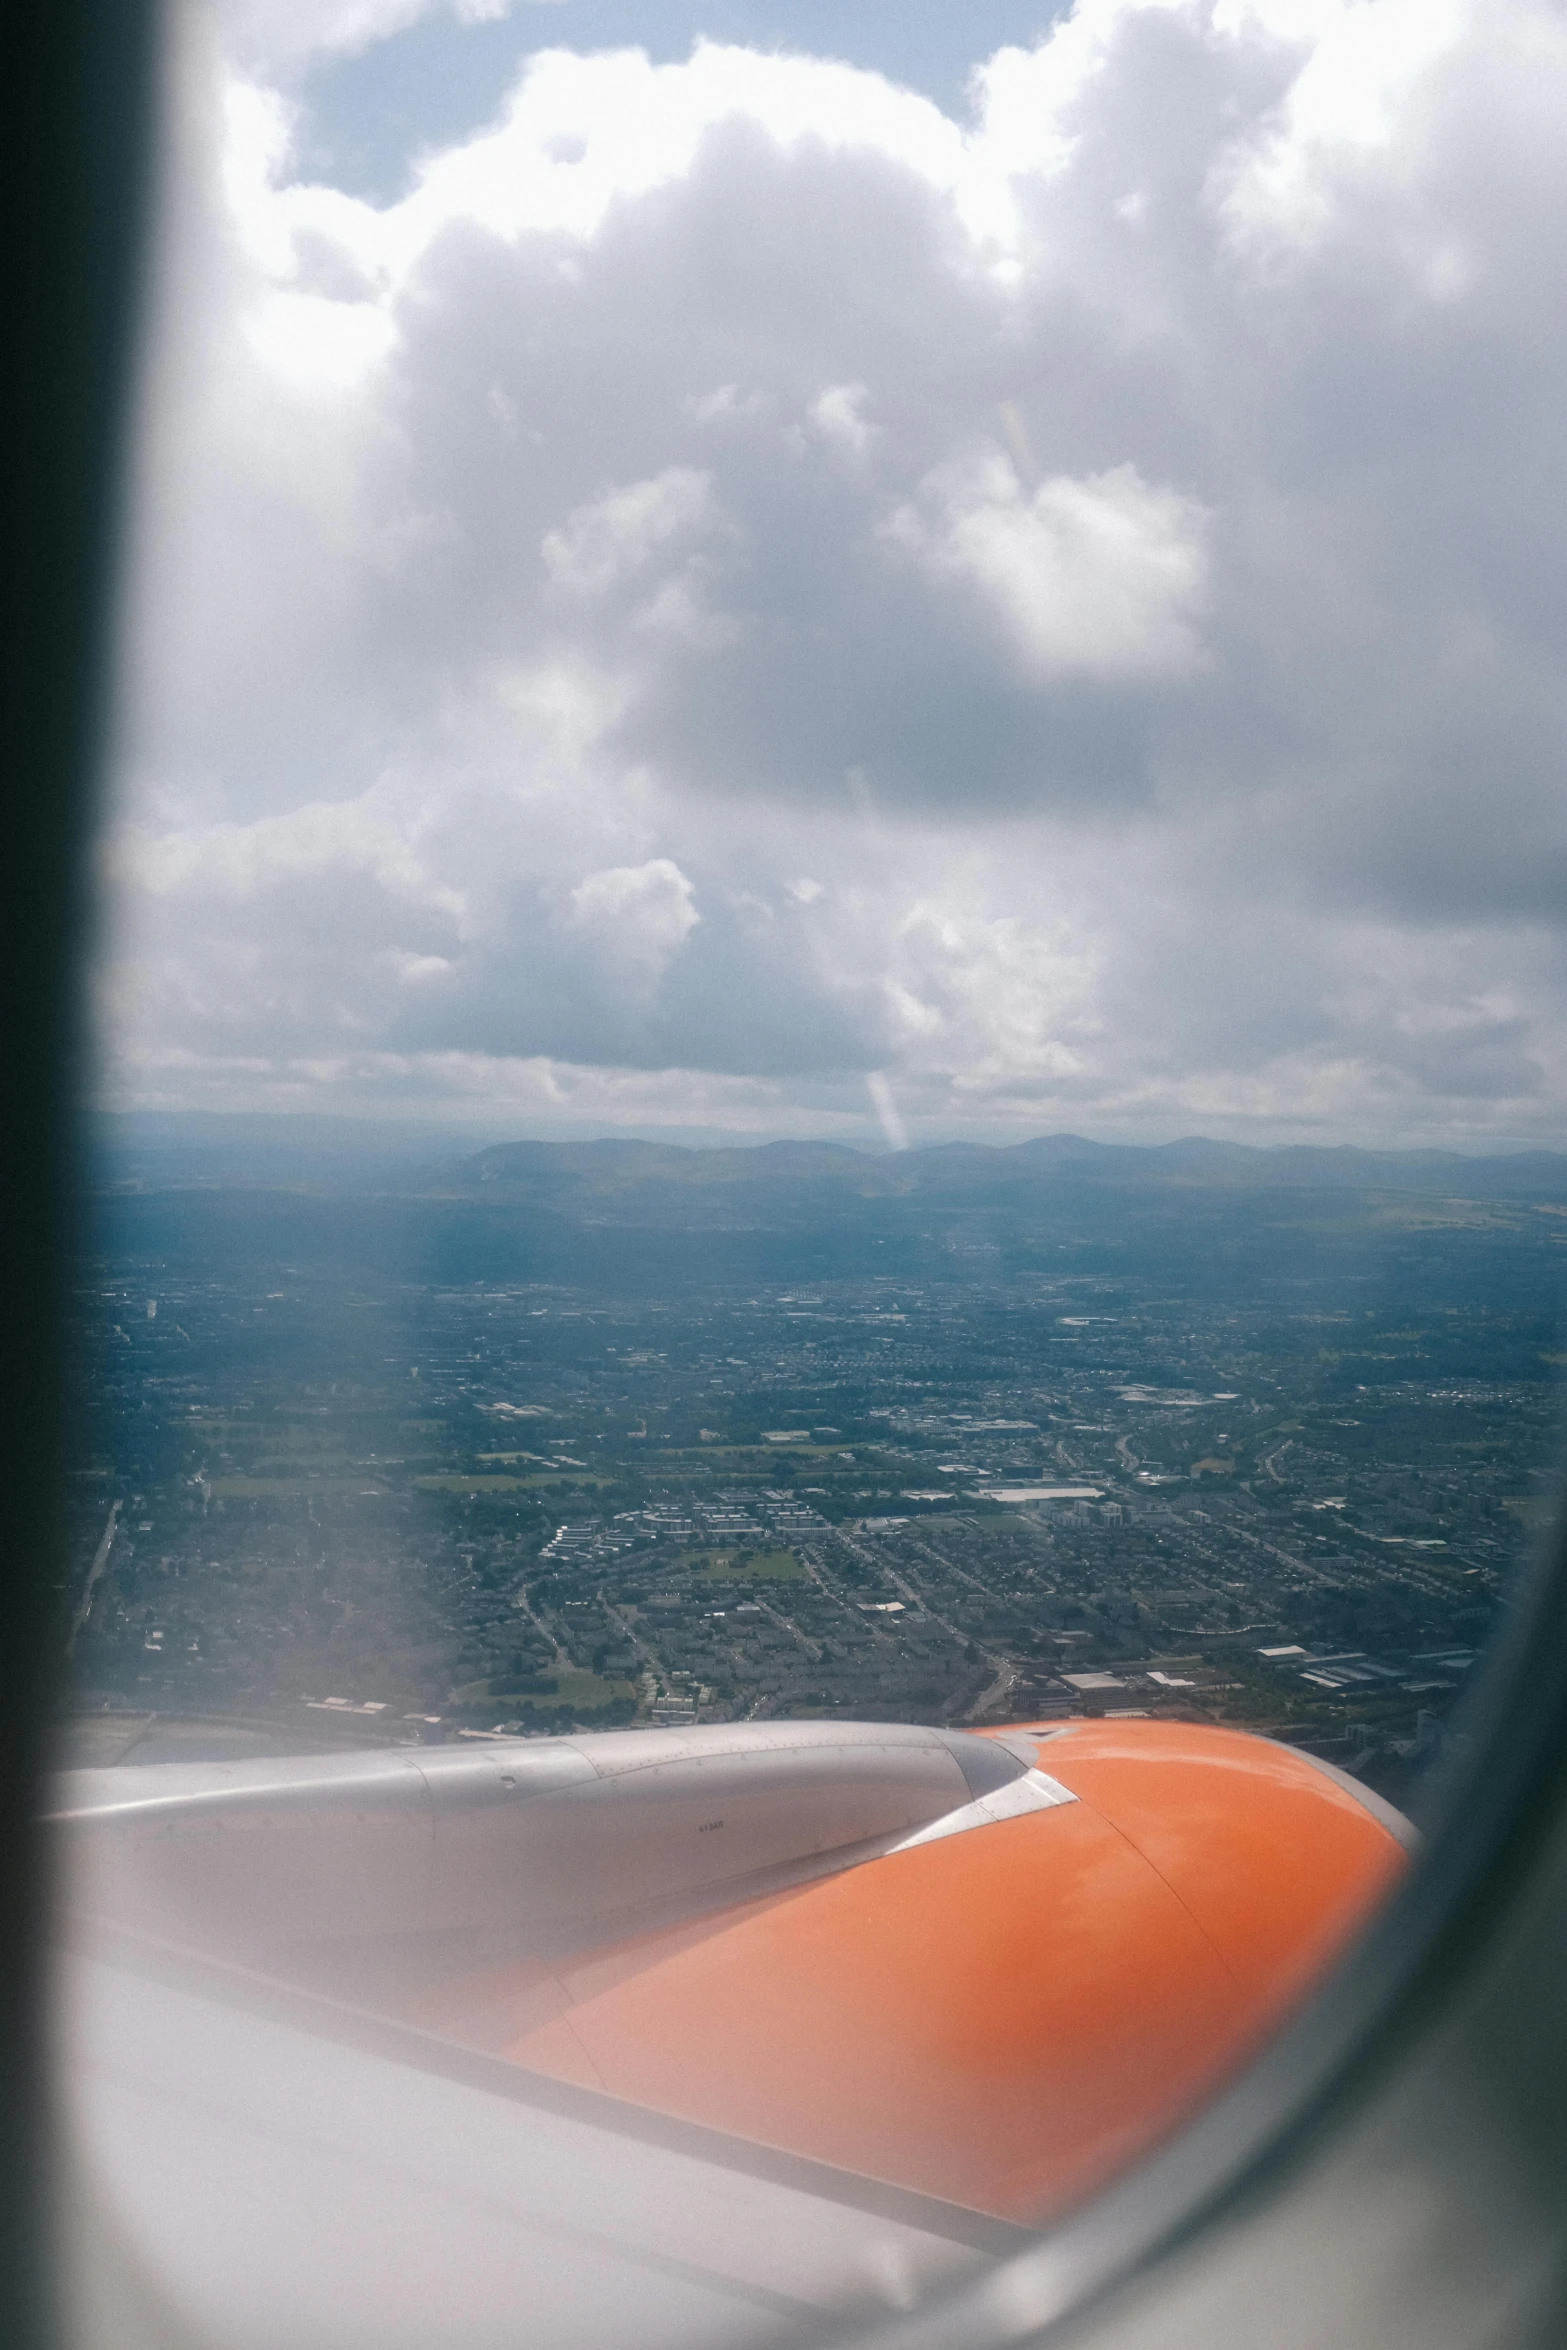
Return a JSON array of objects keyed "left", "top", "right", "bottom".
[
  {"left": 86, "top": 1116, "right": 1567, "bottom": 1301},
  {"left": 439, "top": 1132, "right": 1567, "bottom": 1208},
  {"left": 89, "top": 1114, "right": 1567, "bottom": 1204}
]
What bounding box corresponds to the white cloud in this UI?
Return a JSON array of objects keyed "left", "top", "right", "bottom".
[
  {"left": 810, "top": 382, "right": 876, "bottom": 457},
  {"left": 687, "top": 383, "right": 770, "bottom": 426},
  {"left": 542, "top": 469, "right": 720, "bottom": 598},
  {"left": 886, "top": 453, "right": 1209, "bottom": 680},
  {"left": 98, "top": 0, "right": 1567, "bottom": 1146},
  {"left": 390, "top": 41, "right": 970, "bottom": 256},
  {"left": 567, "top": 858, "right": 700, "bottom": 982},
  {"left": 1210, "top": 0, "right": 1467, "bottom": 259}
]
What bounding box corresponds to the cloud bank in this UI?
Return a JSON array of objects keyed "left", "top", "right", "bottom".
[{"left": 102, "top": 0, "right": 1567, "bottom": 1144}]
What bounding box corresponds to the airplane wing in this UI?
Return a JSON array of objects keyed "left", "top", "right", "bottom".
[{"left": 50, "top": 1718, "right": 1409, "bottom": 2349}]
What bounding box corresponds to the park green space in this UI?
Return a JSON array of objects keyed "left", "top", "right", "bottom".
[
  {"left": 656, "top": 1443, "right": 857, "bottom": 1460},
  {"left": 415, "top": 1473, "right": 531, "bottom": 1491},
  {"left": 689, "top": 1547, "right": 805, "bottom": 1581},
  {"left": 208, "top": 1475, "right": 389, "bottom": 1498},
  {"left": 414, "top": 1469, "right": 611, "bottom": 1492},
  {"left": 246, "top": 1452, "right": 354, "bottom": 1471},
  {"left": 448, "top": 1667, "right": 636, "bottom": 1710}
]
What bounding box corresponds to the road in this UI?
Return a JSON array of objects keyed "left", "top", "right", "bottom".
[{"left": 67, "top": 1501, "right": 121, "bottom": 1658}]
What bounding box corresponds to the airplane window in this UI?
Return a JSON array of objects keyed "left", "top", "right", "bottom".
[{"left": 49, "top": 2, "right": 1567, "bottom": 2345}]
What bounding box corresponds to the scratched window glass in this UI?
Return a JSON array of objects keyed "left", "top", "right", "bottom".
[{"left": 55, "top": 5, "right": 1567, "bottom": 2346}]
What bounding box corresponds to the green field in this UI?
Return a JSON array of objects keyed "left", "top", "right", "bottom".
[
  {"left": 415, "top": 1474, "right": 530, "bottom": 1492},
  {"left": 208, "top": 1476, "right": 389, "bottom": 1498},
  {"left": 414, "top": 1470, "right": 610, "bottom": 1492},
  {"left": 449, "top": 1668, "right": 636, "bottom": 1711},
  {"left": 658, "top": 1444, "right": 853, "bottom": 1461},
  {"left": 693, "top": 1548, "right": 805, "bottom": 1582}
]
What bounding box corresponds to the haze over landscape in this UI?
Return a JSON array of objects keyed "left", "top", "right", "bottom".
[{"left": 62, "top": 1118, "right": 1567, "bottom": 1799}]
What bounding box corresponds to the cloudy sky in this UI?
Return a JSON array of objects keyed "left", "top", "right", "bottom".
[{"left": 99, "top": 0, "right": 1567, "bottom": 1149}]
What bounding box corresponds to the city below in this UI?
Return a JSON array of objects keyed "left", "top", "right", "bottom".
[{"left": 60, "top": 1125, "right": 1567, "bottom": 1808}]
